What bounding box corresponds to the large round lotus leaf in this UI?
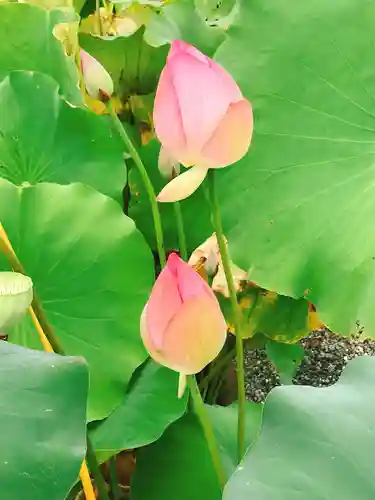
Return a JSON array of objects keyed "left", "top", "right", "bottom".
[
  {"left": 154, "top": 0, "right": 375, "bottom": 336},
  {"left": 0, "top": 71, "right": 126, "bottom": 202},
  {"left": 0, "top": 3, "right": 81, "bottom": 104},
  {"left": 0, "top": 341, "right": 88, "bottom": 500},
  {"left": 0, "top": 272, "right": 33, "bottom": 330},
  {"left": 224, "top": 356, "right": 375, "bottom": 500},
  {"left": 0, "top": 180, "right": 154, "bottom": 421},
  {"left": 213, "top": 0, "right": 375, "bottom": 335}
]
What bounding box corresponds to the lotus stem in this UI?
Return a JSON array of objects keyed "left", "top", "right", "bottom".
[
  {"left": 173, "top": 201, "right": 188, "bottom": 260},
  {"left": 109, "top": 456, "right": 120, "bottom": 500},
  {"left": 207, "top": 169, "right": 247, "bottom": 463},
  {"left": 107, "top": 101, "right": 167, "bottom": 268},
  {"left": 187, "top": 375, "right": 227, "bottom": 490}
]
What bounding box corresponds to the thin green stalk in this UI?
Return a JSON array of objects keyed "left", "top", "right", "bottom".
[
  {"left": 107, "top": 101, "right": 166, "bottom": 267},
  {"left": 202, "top": 383, "right": 209, "bottom": 402},
  {"left": 209, "top": 374, "right": 225, "bottom": 406},
  {"left": 86, "top": 438, "right": 110, "bottom": 500},
  {"left": 207, "top": 169, "right": 246, "bottom": 464},
  {"left": 109, "top": 456, "right": 119, "bottom": 500},
  {"left": 187, "top": 375, "right": 227, "bottom": 490},
  {"left": 200, "top": 347, "right": 236, "bottom": 393},
  {"left": 173, "top": 201, "right": 188, "bottom": 260}
]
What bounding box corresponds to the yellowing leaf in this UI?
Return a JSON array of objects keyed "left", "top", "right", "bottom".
[
  {"left": 83, "top": 94, "right": 123, "bottom": 115},
  {"left": 221, "top": 285, "right": 310, "bottom": 342},
  {"left": 308, "top": 303, "right": 326, "bottom": 331},
  {"left": 140, "top": 125, "right": 154, "bottom": 145}
]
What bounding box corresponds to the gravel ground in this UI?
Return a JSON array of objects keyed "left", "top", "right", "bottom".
[{"left": 244, "top": 328, "right": 375, "bottom": 403}]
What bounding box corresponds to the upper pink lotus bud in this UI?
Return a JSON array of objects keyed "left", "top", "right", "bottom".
[
  {"left": 80, "top": 49, "right": 114, "bottom": 101},
  {"left": 141, "top": 253, "right": 227, "bottom": 397},
  {"left": 154, "top": 40, "right": 253, "bottom": 202}
]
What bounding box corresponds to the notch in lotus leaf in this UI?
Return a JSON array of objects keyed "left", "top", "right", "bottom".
[{"left": 0, "top": 272, "right": 33, "bottom": 330}]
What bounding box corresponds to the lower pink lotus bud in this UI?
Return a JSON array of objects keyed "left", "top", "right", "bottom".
[{"left": 140, "top": 253, "right": 227, "bottom": 396}]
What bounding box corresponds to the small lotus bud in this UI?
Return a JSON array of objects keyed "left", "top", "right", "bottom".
[
  {"left": 140, "top": 253, "right": 227, "bottom": 397},
  {"left": 80, "top": 49, "right": 113, "bottom": 101}
]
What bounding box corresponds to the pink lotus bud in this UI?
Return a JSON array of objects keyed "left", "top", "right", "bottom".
[
  {"left": 141, "top": 253, "right": 227, "bottom": 397},
  {"left": 80, "top": 49, "right": 113, "bottom": 101},
  {"left": 154, "top": 40, "right": 253, "bottom": 202}
]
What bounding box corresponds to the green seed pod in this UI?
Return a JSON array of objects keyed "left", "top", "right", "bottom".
[{"left": 0, "top": 272, "right": 33, "bottom": 330}]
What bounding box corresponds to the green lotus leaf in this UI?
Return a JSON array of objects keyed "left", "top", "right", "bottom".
[
  {"left": 224, "top": 356, "right": 375, "bottom": 499},
  {"left": 0, "top": 341, "right": 88, "bottom": 500},
  {"left": 0, "top": 3, "right": 81, "bottom": 104},
  {"left": 0, "top": 180, "right": 154, "bottom": 421}
]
